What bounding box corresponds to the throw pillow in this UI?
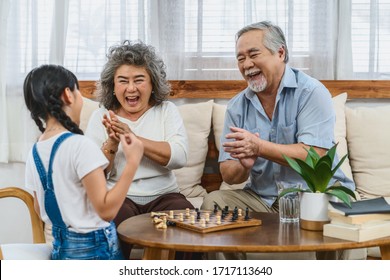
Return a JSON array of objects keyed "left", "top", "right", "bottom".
[
  {"left": 346, "top": 105, "right": 390, "bottom": 198},
  {"left": 173, "top": 100, "right": 213, "bottom": 198},
  {"left": 212, "top": 102, "right": 248, "bottom": 190},
  {"left": 332, "top": 92, "right": 354, "bottom": 180},
  {"left": 80, "top": 97, "right": 99, "bottom": 132}
]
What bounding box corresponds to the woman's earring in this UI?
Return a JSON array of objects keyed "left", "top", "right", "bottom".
[
  {"left": 113, "top": 91, "right": 115, "bottom": 95},
  {"left": 151, "top": 90, "right": 155, "bottom": 94}
]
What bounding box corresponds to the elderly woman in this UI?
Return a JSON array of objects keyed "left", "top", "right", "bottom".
[{"left": 85, "top": 40, "right": 194, "bottom": 258}]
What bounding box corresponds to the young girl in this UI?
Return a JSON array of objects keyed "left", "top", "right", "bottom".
[{"left": 23, "top": 64, "right": 143, "bottom": 260}]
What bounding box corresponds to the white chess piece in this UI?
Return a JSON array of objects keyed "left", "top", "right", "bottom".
[{"left": 190, "top": 215, "right": 195, "bottom": 224}]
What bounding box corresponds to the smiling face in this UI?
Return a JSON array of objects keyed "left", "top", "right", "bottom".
[
  {"left": 236, "top": 29, "right": 285, "bottom": 94},
  {"left": 113, "top": 64, "right": 153, "bottom": 121}
]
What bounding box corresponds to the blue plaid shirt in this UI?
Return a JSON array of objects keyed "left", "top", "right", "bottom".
[{"left": 219, "top": 65, "right": 355, "bottom": 207}]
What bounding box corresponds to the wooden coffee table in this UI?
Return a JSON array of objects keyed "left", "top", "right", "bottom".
[{"left": 117, "top": 212, "right": 390, "bottom": 260}]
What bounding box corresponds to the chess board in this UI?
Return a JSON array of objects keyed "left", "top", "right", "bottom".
[{"left": 151, "top": 208, "right": 262, "bottom": 234}]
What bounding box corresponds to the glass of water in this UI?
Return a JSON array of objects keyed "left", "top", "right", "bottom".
[{"left": 276, "top": 181, "right": 301, "bottom": 223}]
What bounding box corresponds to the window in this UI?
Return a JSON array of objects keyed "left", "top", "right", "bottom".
[
  {"left": 183, "top": 0, "right": 310, "bottom": 76},
  {"left": 352, "top": 0, "right": 390, "bottom": 78},
  {"left": 6, "top": 0, "right": 390, "bottom": 80}
]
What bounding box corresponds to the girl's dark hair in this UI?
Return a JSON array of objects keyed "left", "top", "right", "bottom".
[
  {"left": 98, "top": 40, "right": 171, "bottom": 110},
  {"left": 23, "top": 64, "right": 83, "bottom": 135}
]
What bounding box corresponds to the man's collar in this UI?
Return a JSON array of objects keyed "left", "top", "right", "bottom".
[{"left": 277, "top": 65, "right": 297, "bottom": 93}]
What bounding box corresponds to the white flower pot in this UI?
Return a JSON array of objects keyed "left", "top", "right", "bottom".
[{"left": 300, "top": 192, "right": 330, "bottom": 231}]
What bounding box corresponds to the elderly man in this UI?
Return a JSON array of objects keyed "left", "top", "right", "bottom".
[{"left": 201, "top": 21, "right": 355, "bottom": 260}]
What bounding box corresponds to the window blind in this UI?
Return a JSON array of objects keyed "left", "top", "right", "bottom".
[
  {"left": 351, "top": 0, "right": 390, "bottom": 78},
  {"left": 7, "top": 0, "right": 390, "bottom": 80}
]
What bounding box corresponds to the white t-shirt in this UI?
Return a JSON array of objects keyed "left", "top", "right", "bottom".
[
  {"left": 85, "top": 101, "right": 188, "bottom": 204},
  {"left": 25, "top": 132, "right": 110, "bottom": 233}
]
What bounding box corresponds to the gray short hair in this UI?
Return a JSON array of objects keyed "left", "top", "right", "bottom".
[
  {"left": 97, "top": 40, "right": 171, "bottom": 110},
  {"left": 236, "top": 21, "right": 289, "bottom": 63}
]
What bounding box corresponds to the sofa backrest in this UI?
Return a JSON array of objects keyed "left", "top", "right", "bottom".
[
  {"left": 79, "top": 80, "right": 390, "bottom": 200},
  {"left": 79, "top": 80, "right": 390, "bottom": 100}
]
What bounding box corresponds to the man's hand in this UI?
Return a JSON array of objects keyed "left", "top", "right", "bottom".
[
  {"left": 222, "top": 126, "right": 261, "bottom": 169},
  {"left": 238, "top": 157, "right": 257, "bottom": 169},
  {"left": 223, "top": 127, "right": 260, "bottom": 157}
]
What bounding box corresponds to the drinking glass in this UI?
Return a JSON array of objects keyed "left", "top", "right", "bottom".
[{"left": 277, "top": 181, "right": 301, "bottom": 223}]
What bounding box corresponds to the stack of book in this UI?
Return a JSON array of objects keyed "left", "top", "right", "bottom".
[{"left": 323, "top": 197, "right": 390, "bottom": 242}]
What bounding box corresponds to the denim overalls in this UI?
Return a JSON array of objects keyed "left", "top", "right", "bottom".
[{"left": 33, "top": 132, "right": 123, "bottom": 260}]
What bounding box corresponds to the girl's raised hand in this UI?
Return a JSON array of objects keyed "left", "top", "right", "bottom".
[{"left": 119, "top": 133, "right": 143, "bottom": 166}]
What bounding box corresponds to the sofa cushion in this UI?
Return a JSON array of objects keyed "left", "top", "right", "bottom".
[
  {"left": 186, "top": 196, "right": 204, "bottom": 209},
  {"left": 212, "top": 102, "right": 227, "bottom": 152},
  {"left": 80, "top": 97, "right": 99, "bottom": 132},
  {"left": 346, "top": 105, "right": 390, "bottom": 199},
  {"left": 332, "top": 93, "right": 353, "bottom": 180},
  {"left": 212, "top": 102, "right": 249, "bottom": 190},
  {"left": 174, "top": 100, "right": 213, "bottom": 198}
]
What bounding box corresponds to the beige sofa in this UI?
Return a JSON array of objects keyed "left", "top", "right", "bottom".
[{"left": 2, "top": 80, "right": 389, "bottom": 260}]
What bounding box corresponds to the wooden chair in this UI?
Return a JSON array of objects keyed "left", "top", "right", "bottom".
[{"left": 0, "top": 187, "right": 51, "bottom": 260}]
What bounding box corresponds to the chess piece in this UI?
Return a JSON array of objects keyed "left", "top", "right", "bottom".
[
  {"left": 169, "top": 210, "right": 174, "bottom": 219},
  {"left": 153, "top": 217, "right": 163, "bottom": 224},
  {"left": 186, "top": 208, "right": 190, "bottom": 217},
  {"left": 245, "top": 207, "right": 250, "bottom": 221},
  {"left": 238, "top": 208, "right": 242, "bottom": 216},
  {"left": 213, "top": 204, "right": 218, "bottom": 214},
  {"left": 166, "top": 220, "right": 176, "bottom": 227},
  {"left": 229, "top": 207, "right": 238, "bottom": 221},
  {"left": 197, "top": 210, "right": 201, "bottom": 220},
  {"left": 156, "top": 221, "right": 167, "bottom": 229},
  {"left": 216, "top": 215, "right": 221, "bottom": 225},
  {"left": 200, "top": 218, "right": 206, "bottom": 228},
  {"left": 151, "top": 211, "right": 167, "bottom": 217},
  {"left": 205, "top": 212, "right": 210, "bottom": 223},
  {"left": 190, "top": 215, "right": 195, "bottom": 224},
  {"left": 179, "top": 212, "right": 184, "bottom": 222}
]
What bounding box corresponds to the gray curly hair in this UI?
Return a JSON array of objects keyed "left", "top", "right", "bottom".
[
  {"left": 97, "top": 40, "right": 171, "bottom": 110},
  {"left": 236, "top": 21, "right": 289, "bottom": 63}
]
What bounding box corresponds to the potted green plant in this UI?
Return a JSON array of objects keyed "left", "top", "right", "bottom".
[{"left": 279, "top": 143, "right": 356, "bottom": 230}]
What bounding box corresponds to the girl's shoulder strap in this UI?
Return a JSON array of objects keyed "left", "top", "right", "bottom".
[{"left": 48, "top": 132, "right": 74, "bottom": 173}]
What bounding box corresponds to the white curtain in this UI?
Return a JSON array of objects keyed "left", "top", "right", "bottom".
[
  {"left": 1, "top": 0, "right": 387, "bottom": 163},
  {"left": 336, "top": 0, "right": 353, "bottom": 79},
  {"left": 0, "top": 0, "right": 10, "bottom": 163},
  {"left": 50, "top": 0, "right": 70, "bottom": 65}
]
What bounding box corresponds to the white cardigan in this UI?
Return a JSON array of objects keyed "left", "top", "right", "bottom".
[{"left": 85, "top": 101, "right": 188, "bottom": 204}]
